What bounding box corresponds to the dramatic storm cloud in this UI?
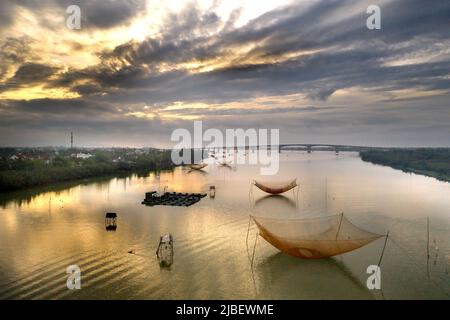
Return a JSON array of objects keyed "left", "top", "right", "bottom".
[{"left": 0, "top": 0, "right": 449, "bottom": 147}]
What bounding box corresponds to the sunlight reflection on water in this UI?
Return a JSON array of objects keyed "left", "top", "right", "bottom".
[{"left": 0, "top": 151, "right": 449, "bottom": 299}]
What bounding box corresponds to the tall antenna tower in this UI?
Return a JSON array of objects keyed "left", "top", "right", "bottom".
[{"left": 70, "top": 132, "right": 73, "bottom": 149}]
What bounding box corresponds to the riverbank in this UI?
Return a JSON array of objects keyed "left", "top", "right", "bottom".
[
  {"left": 0, "top": 148, "right": 175, "bottom": 193},
  {"left": 360, "top": 149, "right": 450, "bottom": 183}
]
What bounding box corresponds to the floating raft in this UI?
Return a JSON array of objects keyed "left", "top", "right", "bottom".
[{"left": 142, "top": 191, "right": 207, "bottom": 207}]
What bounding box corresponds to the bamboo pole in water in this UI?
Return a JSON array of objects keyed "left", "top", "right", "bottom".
[
  {"left": 427, "top": 216, "right": 430, "bottom": 279},
  {"left": 378, "top": 231, "right": 389, "bottom": 267},
  {"left": 427, "top": 217, "right": 430, "bottom": 259}
]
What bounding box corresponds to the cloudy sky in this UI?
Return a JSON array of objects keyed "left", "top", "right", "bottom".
[{"left": 0, "top": 0, "right": 449, "bottom": 147}]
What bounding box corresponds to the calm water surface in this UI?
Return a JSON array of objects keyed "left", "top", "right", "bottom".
[{"left": 0, "top": 152, "right": 449, "bottom": 299}]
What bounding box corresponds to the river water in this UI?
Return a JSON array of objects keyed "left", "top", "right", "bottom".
[{"left": 0, "top": 151, "right": 449, "bottom": 299}]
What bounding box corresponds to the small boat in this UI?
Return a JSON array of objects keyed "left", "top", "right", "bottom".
[{"left": 156, "top": 233, "right": 174, "bottom": 268}]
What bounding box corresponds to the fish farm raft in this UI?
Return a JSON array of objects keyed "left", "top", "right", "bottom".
[{"left": 142, "top": 191, "right": 207, "bottom": 207}]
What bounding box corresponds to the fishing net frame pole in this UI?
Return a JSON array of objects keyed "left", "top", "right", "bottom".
[
  {"left": 378, "top": 231, "right": 390, "bottom": 267},
  {"left": 333, "top": 212, "right": 390, "bottom": 267}
]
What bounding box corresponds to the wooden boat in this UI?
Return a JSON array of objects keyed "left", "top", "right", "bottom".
[
  {"left": 253, "top": 178, "right": 297, "bottom": 194},
  {"left": 156, "top": 233, "right": 174, "bottom": 268}
]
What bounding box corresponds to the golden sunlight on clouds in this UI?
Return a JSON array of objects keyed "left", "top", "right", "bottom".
[
  {"left": 125, "top": 111, "right": 157, "bottom": 119},
  {"left": 122, "top": 94, "right": 323, "bottom": 121},
  {"left": 6, "top": 1, "right": 297, "bottom": 67},
  {"left": 0, "top": 0, "right": 448, "bottom": 148},
  {"left": 164, "top": 48, "right": 323, "bottom": 75},
  {"left": 2, "top": 2, "right": 165, "bottom": 69},
  {"left": 164, "top": 102, "right": 211, "bottom": 111},
  {"left": 0, "top": 86, "right": 80, "bottom": 100},
  {"left": 0, "top": 0, "right": 307, "bottom": 102},
  {"left": 127, "top": 111, "right": 202, "bottom": 121},
  {"left": 161, "top": 114, "right": 202, "bottom": 120}
]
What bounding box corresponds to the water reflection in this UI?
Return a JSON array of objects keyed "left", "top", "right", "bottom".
[
  {"left": 254, "top": 195, "right": 297, "bottom": 210},
  {"left": 0, "top": 173, "right": 135, "bottom": 209},
  {"left": 255, "top": 252, "right": 375, "bottom": 299},
  {"left": 0, "top": 152, "right": 449, "bottom": 299},
  {"left": 186, "top": 168, "right": 208, "bottom": 176}
]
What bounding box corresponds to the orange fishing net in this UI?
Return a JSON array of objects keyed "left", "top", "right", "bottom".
[
  {"left": 253, "top": 179, "right": 298, "bottom": 194},
  {"left": 252, "top": 214, "right": 383, "bottom": 259}
]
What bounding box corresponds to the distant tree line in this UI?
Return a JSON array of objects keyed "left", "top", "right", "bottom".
[
  {"left": 360, "top": 149, "right": 450, "bottom": 182},
  {"left": 0, "top": 149, "right": 175, "bottom": 192}
]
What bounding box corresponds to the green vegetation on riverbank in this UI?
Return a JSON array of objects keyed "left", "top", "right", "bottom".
[
  {"left": 360, "top": 149, "right": 450, "bottom": 182},
  {"left": 0, "top": 148, "right": 175, "bottom": 192}
]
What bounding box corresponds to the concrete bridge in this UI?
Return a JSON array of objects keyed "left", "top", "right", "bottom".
[
  {"left": 197, "top": 144, "right": 391, "bottom": 154},
  {"left": 276, "top": 144, "right": 390, "bottom": 153}
]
